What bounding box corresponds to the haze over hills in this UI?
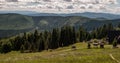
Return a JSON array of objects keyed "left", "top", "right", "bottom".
[
  {"left": 1, "top": 11, "right": 120, "bottom": 19},
  {"left": 28, "top": 12, "right": 120, "bottom": 20}
]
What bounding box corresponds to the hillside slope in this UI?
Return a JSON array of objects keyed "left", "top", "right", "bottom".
[
  {"left": 0, "top": 13, "right": 120, "bottom": 37},
  {"left": 32, "top": 16, "right": 92, "bottom": 30},
  {"left": 32, "top": 16, "right": 120, "bottom": 31},
  {"left": 0, "top": 14, "right": 34, "bottom": 37},
  {"left": 0, "top": 43, "right": 120, "bottom": 63},
  {"left": 0, "top": 14, "right": 34, "bottom": 30}
]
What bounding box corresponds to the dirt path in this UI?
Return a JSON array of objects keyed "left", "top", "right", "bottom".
[{"left": 109, "top": 54, "right": 120, "bottom": 63}]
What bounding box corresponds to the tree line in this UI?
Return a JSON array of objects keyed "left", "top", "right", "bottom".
[{"left": 0, "top": 23, "right": 119, "bottom": 53}]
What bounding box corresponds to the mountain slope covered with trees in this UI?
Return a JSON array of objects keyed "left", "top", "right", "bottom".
[
  {"left": 0, "top": 23, "right": 120, "bottom": 53},
  {"left": 0, "top": 13, "right": 119, "bottom": 38}
]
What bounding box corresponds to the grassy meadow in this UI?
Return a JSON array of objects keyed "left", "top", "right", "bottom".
[{"left": 0, "top": 43, "right": 120, "bottom": 63}]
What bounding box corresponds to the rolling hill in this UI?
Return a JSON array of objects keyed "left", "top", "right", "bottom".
[
  {"left": 0, "top": 13, "right": 120, "bottom": 38},
  {"left": 0, "top": 13, "right": 34, "bottom": 30},
  {"left": 32, "top": 16, "right": 120, "bottom": 31},
  {"left": 0, "top": 14, "right": 34, "bottom": 38}
]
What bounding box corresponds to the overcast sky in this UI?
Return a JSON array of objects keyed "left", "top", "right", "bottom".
[{"left": 0, "top": 0, "right": 120, "bottom": 14}]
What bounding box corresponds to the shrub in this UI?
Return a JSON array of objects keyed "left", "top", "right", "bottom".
[{"left": 71, "top": 45, "right": 76, "bottom": 50}]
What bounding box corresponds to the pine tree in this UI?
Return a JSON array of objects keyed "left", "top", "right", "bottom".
[
  {"left": 38, "top": 33, "right": 45, "bottom": 51},
  {"left": 91, "top": 30, "right": 97, "bottom": 39},
  {"left": 76, "top": 31, "right": 80, "bottom": 42},
  {"left": 107, "top": 23, "right": 114, "bottom": 31},
  {"left": 65, "top": 26, "right": 71, "bottom": 45},
  {"left": 86, "top": 33, "right": 91, "bottom": 41},
  {"left": 79, "top": 26, "right": 87, "bottom": 42},
  {"left": 24, "top": 41, "right": 31, "bottom": 50},
  {"left": 59, "top": 27, "right": 65, "bottom": 47},
  {"left": 11, "top": 36, "right": 23, "bottom": 51},
  {"left": 72, "top": 26, "right": 77, "bottom": 43},
  {"left": 51, "top": 28, "right": 60, "bottom": 49},
  {"left": 113, "top": 37, "right": 118, "bottom": 48},
  {"left": 44, "top": 30, "right": 50, "bottom": 50},
  {"left": 29, "top": 43, "right": 36, "bottom": 52},
  {"left": 118, "top": 23, "right": 120, "bottom": 28},
  {"left": 28, "top": 33, "right": 34, "bottom": 43},
  {"left": 34, "top": 30, "right": 39, "bottom": 43},
  {"left": 20, "top": 45, "right": 25, "bottom": 53}
]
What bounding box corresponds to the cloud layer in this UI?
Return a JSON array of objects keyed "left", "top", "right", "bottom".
[{"left": 0, "top": 0, "right": 120, "bottom": 14}]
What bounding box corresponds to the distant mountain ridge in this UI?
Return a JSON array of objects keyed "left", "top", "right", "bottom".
[
  {"left": 0, "top": 11, "right": 120, "bottom": 19},
  {"left": 30, "top": 12, "right": 120, "bottom": 20}
]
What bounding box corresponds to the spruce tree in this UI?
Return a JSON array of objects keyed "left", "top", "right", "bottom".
[
  {"left": 113, "top": 37, "right": 118, "bottom": 48},
  {"left": 59, "top": 27, "right": 65, "bottom": 47},
  {"left": 44, "top": 30, "right": 50, "bottom": 50},
  {"left": 72, "top": 26, "right": 77, "bottom": 43},
  {"left": 51, "top": 28, "right": 60, "bottom": 49},
  {"left": 38, "top": 33, "right": 45, "bottom": 51},
  {"left": 20, "top": 45, "right": 25, "bottom": 53},
  {"left": 118, "top": 23, "right": 120, "bottom": 28},
  {"left": 79, "top": 26, "right": 87, "bottom": 42}
]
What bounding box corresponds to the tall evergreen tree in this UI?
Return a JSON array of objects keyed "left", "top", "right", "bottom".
[
  {"left": 38, "top": 33, "right": 45, "bottom": 51},
  {"left": 50, "top": 28, "right": 60, "bottom": 49},
  {"left": 44, "top": 30, "right": 50, "bottom": 50},
  {"left": 79, "top": 26, "right": 86, "bottom": 42},
  {"left": 20, "top": 44, "right": 25, "bottom": 53},
  {"left": 118, "top": 23, "right": 120, "bottom": 28},
  {"left": 72, "top": 26, "right": 77, "bottom": 43},
  {"left": 113, "top": 37, "right": 118, "bottom": 48}
]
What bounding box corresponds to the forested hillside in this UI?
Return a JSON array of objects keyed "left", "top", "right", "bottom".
[
  {"left": 0, "top": 23, "right": 120, "bottom": 53},
  {"left": 0, "top": 14, "right": 34, "bottom": 30},
  {"left": 0, "top": 13, "right": 120, "bottom": 38}
]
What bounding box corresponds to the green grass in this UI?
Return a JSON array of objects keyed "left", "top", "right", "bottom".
[{"left": 0, "top": 43, "right": 120, "bottom": 63}]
